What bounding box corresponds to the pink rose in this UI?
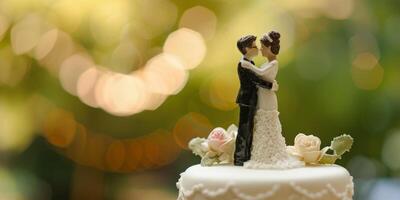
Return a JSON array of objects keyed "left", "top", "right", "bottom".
[{"left": 207, "top": 127, "right": 234, "bottom": 153}]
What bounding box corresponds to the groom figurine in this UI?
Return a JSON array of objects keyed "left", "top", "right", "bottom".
[{"left": 234, "top": 35, "right": 276, "bottom": 166}]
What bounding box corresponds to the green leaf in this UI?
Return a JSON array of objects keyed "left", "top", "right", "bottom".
[
  {"left": 330, "top": 134, "right": 354, "bottom": 156},
  {"left": 319, "top": 153, "right": 341, "bottom": 164},
  {"left": 318, "top": 146, "right": 340, "bottom": 164},
  {"left": 320, "top": 146, "right": 331, "bottom": 156}
]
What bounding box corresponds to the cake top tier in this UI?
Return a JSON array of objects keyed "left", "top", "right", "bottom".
[{"left": 177, "top": 164, "right": 354, "bottom": 200}]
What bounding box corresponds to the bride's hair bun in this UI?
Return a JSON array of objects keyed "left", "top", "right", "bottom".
[
  {"left": 260, "top": 30, "right": 281, "bottom": 55},
  {"left": 268, "top": 31, "right": 280, "bottom": 42}
]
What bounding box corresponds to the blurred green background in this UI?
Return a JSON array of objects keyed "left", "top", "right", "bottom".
[{"left": 0, "top": 0, "right": 400, "bottom": 199}]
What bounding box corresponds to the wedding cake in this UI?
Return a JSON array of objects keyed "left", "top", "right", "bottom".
[
  {"left": 176, "top": 32, "right": 354, "bottom": 200},
  {"left": 177, "top": 164, "right": 353, "bottom": 200}
]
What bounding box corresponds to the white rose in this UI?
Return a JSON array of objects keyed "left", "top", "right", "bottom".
[
  {"left": 292, "top": 133, "right": 322, "bottom": 163},
  {"left": 287, "top": 145, "right": 303, "bottom": 159},
  {"left": 302, "top": 151, "right": 321, "bottom": 164},
  {"left": 294, "top": 133, "right": 321, "bottom": 153}
]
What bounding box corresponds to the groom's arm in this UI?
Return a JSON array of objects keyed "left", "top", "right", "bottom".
[{"left": 244, "top": 68, "right": 273, "bottom": 89}]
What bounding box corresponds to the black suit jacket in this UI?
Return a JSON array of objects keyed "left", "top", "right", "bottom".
[{"left": 235, "top": 59, "right": 273, "bottom": 107}]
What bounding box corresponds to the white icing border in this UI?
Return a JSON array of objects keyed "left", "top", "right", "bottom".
[{"left": 177, "top": 176, "right": 354, "bottom": 200}]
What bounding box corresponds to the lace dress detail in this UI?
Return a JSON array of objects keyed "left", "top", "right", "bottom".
[{"left": 244, "top": 109, "right": 304, "bottom": 169}]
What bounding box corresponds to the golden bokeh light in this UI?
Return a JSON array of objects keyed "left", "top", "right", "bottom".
[
  {"left": 319, "top": 0, "right": 354, "bottom": 20},
  {"left": 141, "top": 92, "right": 168, "bottom": 111},
  {"left": 66, "top": 124, "right": 88, "bottom": 166},
  {"left": 0, "top": 4, "right": 205, "bottom": 117},
  {"left": 94, "top": 72, "right": 114, "bottom": 109},
  {"left": 143, "top": 53, "right": 188, "bottom": 95},
  {"left": 82, "top": 134, "right": 110, "bottom": 170},
  {"left": 0, "top": 46, "right": 30, "bottom": 87},
  {"left": 89, "top": 0, "right": 129, "bottom": 47},
  {"left": 34, "top": 29, "right": 59, "bottom": 60},
  {"left": 43, "top": 109, "right": 77, "bottom": 148},
  {"left": 179, "top": 6, "right": 217, "bottom": 40},
  {"left": 155, "top": 130, "right": 181, "bottom": 165},
  {"left": 95, "top": 73, "right": 146, "bottom": 115},
  {"left": 349, "top": 34, "right": 383, "bottom": 90},
  {"left": 0, "top": 0, "right": 47, "bottom": 18},
  {"left": 0, "top": 97, "right": 34, "bottom": 153},
  {"left": 351, "top": 61, "right": 384, "bottom": 90},
  {"left": 279, "top": 0, "right": 353, "bottom": 19},
  {"left": 59, "top": 54, "right": 94, "bottom": 96},
  {"left": 279, "top": 0, "right": 320, "bottom": 13},
  {"left": 28, "top": 95, "right": 57, "bottom": 132},
  {"left": 352, "top": 52, "right": 379, "bottom": 70},
  {"left": 349, "top": 33, "right": 380, "bottom": 59},
  {"left": 41, "top": 108, "right": 182, "bottom": 172},
  {"left": 35, "top": 29, "right": 76, "bottom": 75},
  {"left": 10, "top": 14, "right": 49, "bottom": 55},
  {"left": 121, "top": 139, "right": 143, "bottom": 172},
  {"left": 77, "top": 67, "right": 102, "bottom": 108},
  {"left": 173, "top": 112, "right": 213, "bottom": 149},
  {"left": 135, "top": 137, "right": 158, "bottom": 170},
  {"left": 133, "top": 0, "right": 178, "bottom": 39},
  {"left": 133, "top": 70, "right": 168, "bottom": 111},
  {"left": 144, "top": 130, "right": 181, "bottom": 167},
  {"left": 102, "top": 74, "right": 147, "bottom": 116},
  {"left": 105, "top": 140, "right": 126, "bottom": 171},
  {"left": 47, "top": 0, "right": 87, "bottom": 32},
  {"left": 39, "top": 106, "right": 186, "bottom": 172},
  {"left": 110, "top": 40, "right": 143, "bottom": 73},
  {"left": 7, "top": 19, "right": 202, "bottom": 116},
  {"left": 142, "top": 134, "right": 162, "bottom": 167},
  {"left": 163, "top": 28, "right": 207, "bottom": 70}
]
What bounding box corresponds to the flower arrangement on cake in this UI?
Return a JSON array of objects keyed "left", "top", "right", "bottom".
[{"left": 189, "top": 125, "right": 353, "bottom": 167}]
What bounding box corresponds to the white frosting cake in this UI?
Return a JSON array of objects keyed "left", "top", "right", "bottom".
[{"left": 177, "top": 164, "right": 354, "bottom": 200}]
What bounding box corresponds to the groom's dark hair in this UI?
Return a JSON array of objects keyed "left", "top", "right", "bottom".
[{"left": 237, "top": 35, "right": 257, "bottom": 55}]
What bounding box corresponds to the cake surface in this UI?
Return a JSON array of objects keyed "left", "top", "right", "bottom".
[{"left": 177, "top": 164, "right": 354, "bottom": 200}]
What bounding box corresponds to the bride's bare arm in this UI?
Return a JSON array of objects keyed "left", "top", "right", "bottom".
[
  {"left": 240, "top": 61, "right": 264, "bottom": 75},
  {"left": 259, "top": 60, "right": 278, "bottom": 71},
  {"left": 240, "top": 60, "right": 278, "bottom": 75}
]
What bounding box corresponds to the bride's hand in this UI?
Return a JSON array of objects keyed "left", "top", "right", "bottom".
[{"left": 272, "top": 80, "right": 279, "bottom": 91}]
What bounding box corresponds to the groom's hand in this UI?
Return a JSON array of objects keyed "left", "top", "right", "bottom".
[{"left": 272, "top": 80, "right": 279, "bottom": 91}]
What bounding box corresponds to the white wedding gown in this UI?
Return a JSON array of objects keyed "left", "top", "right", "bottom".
[{"left": 240, "top": 59, "right": 304, "bottom": 169}]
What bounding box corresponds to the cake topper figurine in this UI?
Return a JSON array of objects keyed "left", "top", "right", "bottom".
[
  {"left": 235, "top": 31, "right": 305, "bottom": 169},
  {"left": 188, "top": 31, "right": 353, "bottom": 168},
  {"left": 234, "top": 34, "right": 277, "bottom": 166}
]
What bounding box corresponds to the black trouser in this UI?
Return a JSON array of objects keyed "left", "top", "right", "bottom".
[{"left": 234, "top": 104, "right": 257, "bottom": 166}]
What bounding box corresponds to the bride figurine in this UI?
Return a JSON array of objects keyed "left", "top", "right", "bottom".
[{"left": 242, "top": 31, "right": 304, "bottom": 169}]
